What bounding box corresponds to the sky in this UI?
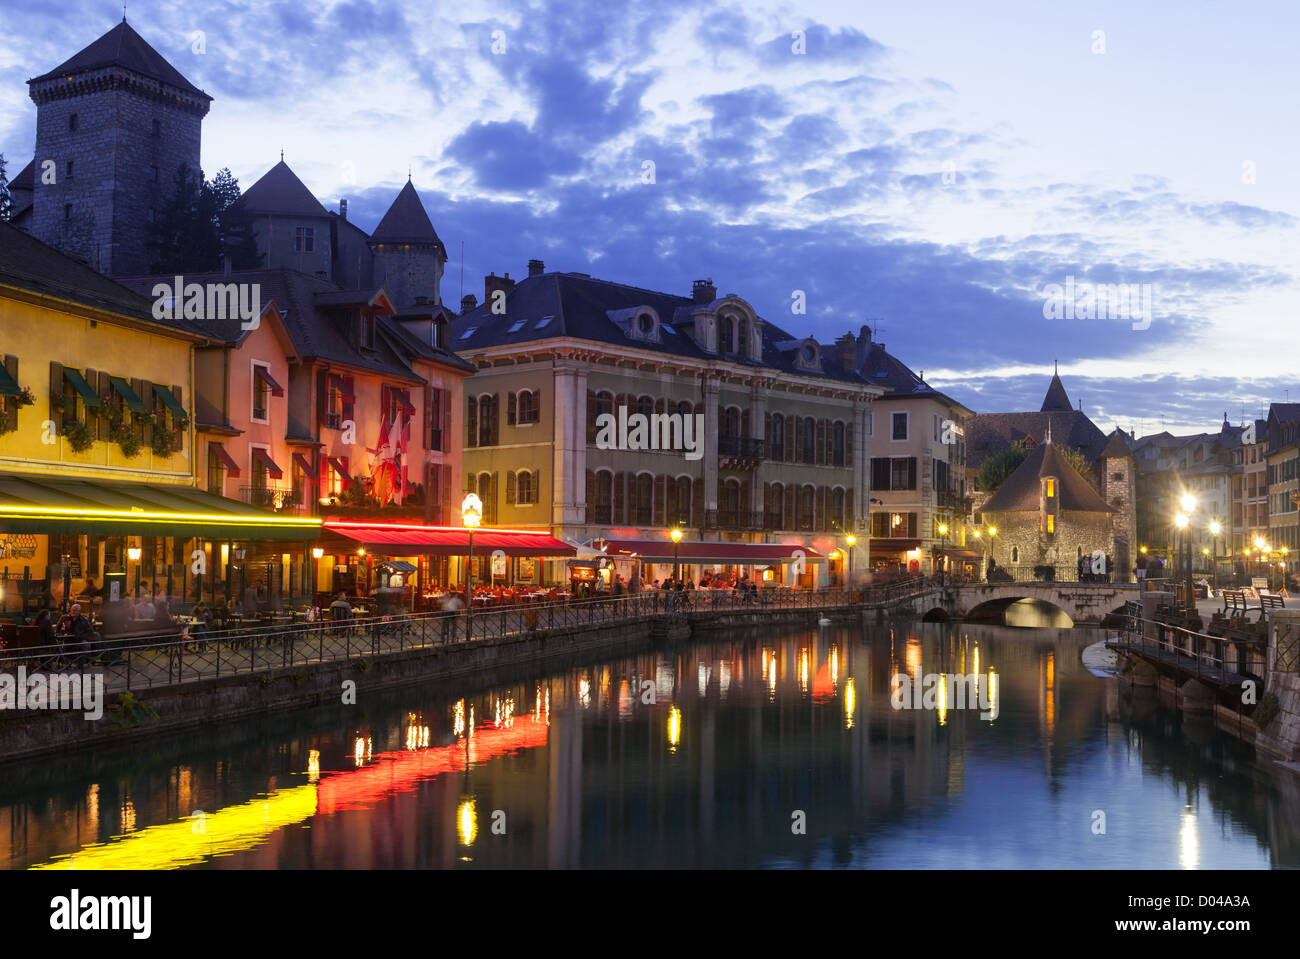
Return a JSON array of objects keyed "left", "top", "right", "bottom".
[{"left": 1, "top": 0, "right": 1297, "bottom": 436}]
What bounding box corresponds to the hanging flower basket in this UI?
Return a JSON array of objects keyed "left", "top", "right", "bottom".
[
  {"left": 14, "top": 386, "right": 35, "bottom": 408},
  {"left": 110, "top": 421, "right": 141, "bottom": 458},
  {"left": 150, "top": 427, "right": 181, "bottom": 458},
  {"left": 65, "top": 419, "right": 95, "bottom": 453}
]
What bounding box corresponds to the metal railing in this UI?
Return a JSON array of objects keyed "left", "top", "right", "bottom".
[
  {"left": 1112, "top": 606, "right": 1266, "bottom": 682},
  {"left": 240, "top": 485, "right": 305, "bottom": 513},
  {"left": 704, "top": 509, "right": 765, "bottom": 531},
  {"left": 717, "top": 436, "right": 765, "bottom": 460},
  {"left": 0, "top": 580, "right": 938, "bottom": 698}
]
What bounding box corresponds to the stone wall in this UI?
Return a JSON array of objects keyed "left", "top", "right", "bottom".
[
  {"left": 371, "top": 243, "right": 444, "bottom": 310},
  {"left": 983, "top": 508, "right": 1113, "bottom": 571}
]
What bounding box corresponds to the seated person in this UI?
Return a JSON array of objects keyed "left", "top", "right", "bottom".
[
  {"left": 98, "top": 599, "right": 133, "bottom": 639},
  {"left": 330, "top": 592, "right": 354, "bottom": 621}
]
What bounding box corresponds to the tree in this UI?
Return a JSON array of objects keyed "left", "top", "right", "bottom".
[
  {"left": 977, "top": 439, "right": 1098, "bottom": 493},
  {"left": 146, "top": 165, "right": 260, "bottom": 273},
  {"left": 0, "top": 154, "right": 11, "bottom": 223}
]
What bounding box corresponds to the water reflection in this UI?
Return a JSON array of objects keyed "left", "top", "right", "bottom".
[{"left": 2, "top": 620, "right": 1294, "bottom": 870}]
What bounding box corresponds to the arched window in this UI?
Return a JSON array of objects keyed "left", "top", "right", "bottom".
[
  {"left": 676, "top": 400, "right": 693, "bottom": 419},
  {"left": 737, "top": 316, "right": 749, "bottom": 357},
  {"left": 671, "top": 476, "right": 691, "bottom": 526},
  {"left": 726, "top": 315, "right": 738, "bottom": 353},
  {"left": 724, "top": 406, "right": 741, "bottom": 438},
  {"left": 635, "top": 473, "right": 653, "bottom": 526},
  {"left": 833, "top": 421, "right": 846, "bottom": 467},
  {"left": 590, "top": 470, "right": 612, "bottom": 524},
  {"left": 766, "top": 483, "right": 783, "bottom": 530},
  {"left": 798, "top": 485, "right": 816, "bottom": 530},
  {"left": 476, "top": 472, "right": 496, "bottom": 523},
  {"left": 1012, "top": 547, "right": 1019, "bottom": 564},
  {"left": 801, "top": 418, "right": 816, "bottom": 463},
  {"left": 637, "top": 395, "right": 654, "bottom": 418},
  {"left": 517, "top": 389, "right": 537, "bottom": 424},
  {"left": 720, "top": 478, "right": 741, "bottom": 525},
  {"left": 770, "top": 413, "right": 785, "bottom": 459},
  {"left": 477, "top": 394, "right": 497, "bottom": 447},
  {"left": 516, "top": 470, "right": 534, "bottom": 505},
  {"left": 832, "top": 488, "right": 845, "bottom": 530}
]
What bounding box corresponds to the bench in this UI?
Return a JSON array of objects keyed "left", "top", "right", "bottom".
[
  {"left": 1221, "top": 589, "right": 1250, "bottom": 618},
  {"left": 1259, "top": 592, "right": 1286, "bottom": 613}
]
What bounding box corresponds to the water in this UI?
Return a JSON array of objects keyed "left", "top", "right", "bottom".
[{"left": 3, "top": 619, "right": 1296, "bottom": 869}]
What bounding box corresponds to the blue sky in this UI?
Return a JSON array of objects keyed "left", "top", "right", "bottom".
[{"left": 2, "top": 0, "right": 1297, "bottom": 435}]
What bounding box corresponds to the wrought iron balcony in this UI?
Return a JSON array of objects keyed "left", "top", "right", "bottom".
[
  {"left": 704, "top": 509, "right": 765, "bottom": 531},
  {"left": 241, "top": 485, "right": 305, "bottom": 514},
  {"left": 718, "top": 436, "right": 765, "bottom": 460}
]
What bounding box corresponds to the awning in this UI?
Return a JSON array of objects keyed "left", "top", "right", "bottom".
[
  {"left": 0, "top": 472, "right": 320, "bottom": 540},
  {"left": 324, "top": 522, "right": 577, "bottom": 558},
  {"left": 254, "top": 367, "right": 285, "bottom": 397},
  {"left": 327, "top": 457, "right": 354, "bottom": 490},
  {"left": 154, "top": 384, "right": 187, "bottom": 418},
  {"left": 870, "top": 538, "right": 922, "bottom": 550},
  {"left": 250, "top": 447, "right": 284, "bottom": 479},
  {"left": 593, "top": 538, "right": 826, "bottom": 564},
  {"left": 937, "top": 547, "right": 982, "bottom": 560},
  {"left": 63, "top": 368, "right": 102, "bottom": 407},
  {"left": 381, "top": 560, "right": 417, "bottom": 573},
  {"left": 292, "top": 452, "right": 318, "bottom": 484},
  {"left": 210, "top": 443, "right": 242, "bottom": 477},
  {"left": 0, "top": 365, "right": 22, "bottom": 397},
  {"left": 109, "top": 376, "right": 146, "bottom": 413}
]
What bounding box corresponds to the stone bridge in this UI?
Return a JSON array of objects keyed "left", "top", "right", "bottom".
[{"left": 926, "top": 581, "right": 1139, "bottom": 626}]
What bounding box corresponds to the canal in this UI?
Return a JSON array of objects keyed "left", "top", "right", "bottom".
[{"left": 3, "top": 616, "right": 1297, "bottom": 869}]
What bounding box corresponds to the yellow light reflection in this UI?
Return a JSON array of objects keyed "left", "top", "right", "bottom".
[
  {"left": 1180, "top": 808, "right": 1199, "bottom": 869},
  {"left": 844, "top": 678, "right": 856, "bottom": 730},
  {"left": 458, "top": 800, "right": 477, "bottom": 846},
  {"left": 667, "top": 706, "right": 681, "bottom": 751},
  {"left": 453, "top": 699, "right": 466, "bottom": 737},
  {"left": 937, "top": 673, "right": 947, "bottom": 726},
  {"left": 307, "top": 749, "right": 320, "bottom": 783}
]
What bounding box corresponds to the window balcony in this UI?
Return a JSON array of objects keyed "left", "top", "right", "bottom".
[
  {"left": 718, "top": 436, "right": 765, "bottom": 460},
  {"left": 241, "top": 485, "right": 305, "bottom": 514},
  {"left": 704, "top": 509, "right": 765, "bottom": 531}
]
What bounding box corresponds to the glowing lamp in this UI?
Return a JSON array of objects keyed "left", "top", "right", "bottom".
[{"left": 461, "top": 492, "right": 482, "bottom": 528}]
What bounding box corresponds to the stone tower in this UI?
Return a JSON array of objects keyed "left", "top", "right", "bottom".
[
  {"left": 26, "top": 21, "right": 210, "bottom": 275},
  {"left": 1099, "top": 429, "right": 1137, "bottom": 576},
  {"left": 367, "top": 180, "right": 446, "bottom": 310}
]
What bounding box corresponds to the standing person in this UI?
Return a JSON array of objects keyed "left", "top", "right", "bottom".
[{"left": 66, "top": 603, "right": 97, "bottom": 667}]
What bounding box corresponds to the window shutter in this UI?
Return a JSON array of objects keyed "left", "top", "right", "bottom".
[
  {"left": 846, "top": 423, "right": 853, "bottom": 463},
  {"left": 816, "top": 419, "right": 826, "bottom": 465},
  {"left": 794, "top": 417, "right": 803, "bottom": 457},
  {"left": 507, "top": 391, "right": 517, "bottom": 426},
  {"left": 816, "top": 486, "right": 826, "bottom": 530},
  {"left": 585, "top": 470, "right": 596, "bottom": 518},
  {"left": 586, "top": 391, "right": 597, "bottom": 443},
  {"left": 171, "top": 384, "right": 184, "bottom": 447},
  {"left": 846, "top": 490, "right": 854, "bottom": 531},
  {"left": 342, "top": 375, "right": 355, "bottom": 424},
  {"left": 740, "top": 479, "right": 751, "bottom": 515},
  {"left": 489, "top": 471, "right": 498, "bottom": 522},
  {"left": 784, "top": 485, "right": 795, "bottom": 529},
  {"left": 92, "top": 370, "right": 109, "bottom": 440},
  {"left": 441, "top": 465, "right": 451, "bottom": 520},
  {"left": 908, "top": 458, "right": 917, "bottom": 490},
  {"left": 315, "top": 370, "right": 327, "bottom": 430},
  {"left": 764, "top": 412, "right": 771, "bottom": 448},
  {"left": 614, "top": 472, "right": 626, "bottom": 524},
  {"left": 49, "top": 361, "right": 63, "bottom": 433},
  {"left": 654, "top": 475, "right": 666, "bottom": 526},
  {"left": 692, "top": 477, "right": 704, "bottom": 528},
  {"left": 465, "top": 473, "right": 476, "bottom": 495},
  {"left": 532, "top": 467, "right": 541, "bottom": 505},
  {"left": 442, "top": 389, "right": 452, "bottom": 450},
  {"left": 491, "top": 393, "right": 500, "bottom": 444},
  {"left": 466, "top": 395, "right": 477, "bottom": 447},
  {"left": 423, "top": 385, "right": 433, "bottom": 450},
  {"left": 506, "top": 470, "right": 516, "bottom": 505},
  {"left": 785, "top": 415, "right": 795, "bottom": 463}
]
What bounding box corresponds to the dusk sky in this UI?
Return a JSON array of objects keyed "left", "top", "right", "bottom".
[{"left": 2, "top": 0, "right": 1296, "bottom": 436}]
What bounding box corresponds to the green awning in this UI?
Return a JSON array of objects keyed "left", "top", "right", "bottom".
[
  {"left": 0, "top": 366, "right": 21, "bottom": 398},
  {"left": 109, "top": 376, "right": 146, "bottom": 414},
  {"left": 0, "top": 472, "right": 321, "bottom": 541},
  {"left": 153, "top": 384, "right": 186, "bottom": 418},
  {"left": 63, "top": 368, "right": 102, "bottom": 408}
]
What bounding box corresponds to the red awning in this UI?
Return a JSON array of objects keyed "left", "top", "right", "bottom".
[
  {"left": 255, "top": 366, "right": 285, "bottom": 397},
  {"left": 292, "top": 452, "right": 318, "bottom": 484},
  {"left": 594, "top": 538, "right": 825, "bottom": 564},
  {"left": 210, "top": 443, "right": 241, "bottom": 478},
  {"left": 324, "top": 523, "right": 578, "bottom": 558},
  {"left": 870, "top": 538, "right": 921, "bottom": 550},
  {"left": 250, "top": 447, "right": 284, "bottom": 479}
]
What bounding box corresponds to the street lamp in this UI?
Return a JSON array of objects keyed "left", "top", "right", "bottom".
[
  {"left": 669, "top": 528, "right": 683, "bottom": 581},
  {"left": 462, "top": 493, "right": 482, "bottom": 639},
  {"left": 845, "top": 533, "right": 857, "bottom": 594},
  {"left": 987, "top": 526, "right": 997, "bottom": 568},
  {"left": 1175, "top": 511, "right": 1190, "bottom": 610},
  {"left": 1208, "top": 520, "right": 1221, "bottom": 588}
]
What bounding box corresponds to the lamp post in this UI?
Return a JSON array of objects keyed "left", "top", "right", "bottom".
[
  {"left": 462, "top": 493, "right": 482, "bottom": 639},
  {"left": 670, "top": 527, "right": 683, "bottom": 581},
  {"left": 1175, "top": 510, "right": 1190, "bottom": 611},
  {"left": 987, "top": 526, "right": 997, "bottom": 568},
  {"left": 845, "top": 533, "right": 857, "bottom": 595},
  {"left": 311, "top": 547, "right": 323, "bottom": 608},
  {"left": 127, "top": 545, "right": 142, "bottom": 598},
  {"left": 1209, "top": 520, "right": 1221, "bottom": 590},
  {"left": 936, "top": 523, "right": 948, "bottom": 584}
]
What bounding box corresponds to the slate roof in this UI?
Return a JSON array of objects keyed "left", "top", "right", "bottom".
[
  {"left": 10, "top": 160, "right": 33, "bottom": 191},
  {"left": 29, "top": 21, "right": 210, "bottom": 100},
  {"left": 1041, "top": 372, "right": 1072, "bottom": 411},
  {"left": 965, "top": 373, "right": 1108, "bottom": 469},
  {"left": 450, "top": 270, "right": 876, "bottom": 387},
  {"left": 857, "top": 340, "right": 972, "bottom": 412},
  {"left": 370, "top": 181, "right": 444, "bottom": 252},
  {"left": 241, "top": 161, "right": 330, "bottom": 218},
  {"left": 118, "top": 267, "right": 467, "bottom": 379},
  {"left": 1099, "top": 429, "right": 1134, "bottom": 460},
  {"left": 0, "top": 221, "right": 193, "bottom": 332},
  {"left": 980, "top": 440, "right": 1115, "bottom": 514}
]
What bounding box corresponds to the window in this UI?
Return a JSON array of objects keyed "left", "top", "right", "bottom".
[
  {"left": 477, "top": 394, "right": 498, "bottom": 447},
  {"left": 801, "top": 418, "right": 816, "bottom": 463},
  {"left": 516, "top": 471, "right": 535, "bottom": 505},
  {"left": 69, "top": 113, "right": 78, "bottom": 131},
  {"left": 1111, "top": 472, "right": 1123, "bottom": 481},
  {"left": 635, "top": 474, "right": 653, "bottom": 526},
  {"left": 325, "top": 378, "right": 344, "bottom": 429},
  {"left": 670, "top": 476, "right": 692, "bottom": 526},
  {"left": 295, "top": 227, "right": 315, "bottom": 253},
  {"left": 460, "top": 326, "right": 479, "bottom": 340},
  {"left": 871, "top": 457, "right": 891, "bottom": 491},
  {"left": 833, "top": 421, "right": 845, "bottom": 467},
  {"left": 327, "top": 459, "right": 347, "bottom": 497},
  {"left": 507, "top": 318, "right": 526, "bottom": 333},
  {"left": 771, "top": 413, "right": 785, "bottom": 460},
  {"left": 1011, "top": 547, "right": 1019, "bottom": 563},
  {"left": 429, "top": 389, "right": 443, "bottom": 451},
  {"left": 517, "top": 390, "right": 538, "bottom": 424},
  {"left": 64, "top": 204, "right": 71, "bottom": 221},
  {"left": 150, "top": 165, "right": 158, "bottom": 182},
  {"left": 359, "top": 312, "right": 375, "bottom": 350},
  {"left": 798, "top": 486, "right": 816, "bottom": 530},
  {"left": 638, "top": 313, "right": 654, "bottom": 335},
  {"left": 1045, "top": 478, "right": 1055, "bottom": 497},
  {"left": 892, "top": 412, "right": 908, "bottom": 441},
  {"left": 1046, "top": 514, "right": 1055, "bottom": 533},
  {"left": 252, "top": 363, "right": 271, "bottom": 421},
  {"left": 65, "top": 160, "right": 73, "bottom": 179},
  {"left": 207, "top": 448, "right": 225, "bottom": 495}
]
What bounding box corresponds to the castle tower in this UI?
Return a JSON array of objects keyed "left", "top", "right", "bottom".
[
  {"left": 367, "top": 180, "right": 446, "bottom": 310},
  {"left": 26, "top": 21, "right": 211, "bottom": 275},
  {"left": 1099, "top": 429, "right": 1137, "bottom": 576}
]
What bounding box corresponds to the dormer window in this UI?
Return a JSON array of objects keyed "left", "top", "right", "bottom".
[
  {"left": 607, "top": 306, "right": 660, "bottom": 343},
  {"left": 359, "top": 311, "right": 376, "bottom": 350},
  {"left": 637, "top": 313, "right": 654, "bottom": 335},
  {"left": 801, "top": 344, "right": 816, "bottom": 363}
]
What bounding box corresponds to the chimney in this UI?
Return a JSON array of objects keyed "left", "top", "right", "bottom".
[
  {"left": 692, "top": 278, "right": 716, "bottom": 305},
  {"left": 835, "top": 333, "right": 856, "bottom": 373},
  {"left": 484, "top": 271, "right": 516, "bottom": 306},
  {"left": 460, "top": 293, "right": 478, "bottom": 315},
  {"left": 528, "top": 258, "right": 545, "bottom": 278},
  {"left": 340, "top": 198, "right": 348, "bottom": 221}
]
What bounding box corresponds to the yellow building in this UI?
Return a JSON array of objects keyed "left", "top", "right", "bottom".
[{"left": 0, "top": 222, "right": 318, "bottom": 620}]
